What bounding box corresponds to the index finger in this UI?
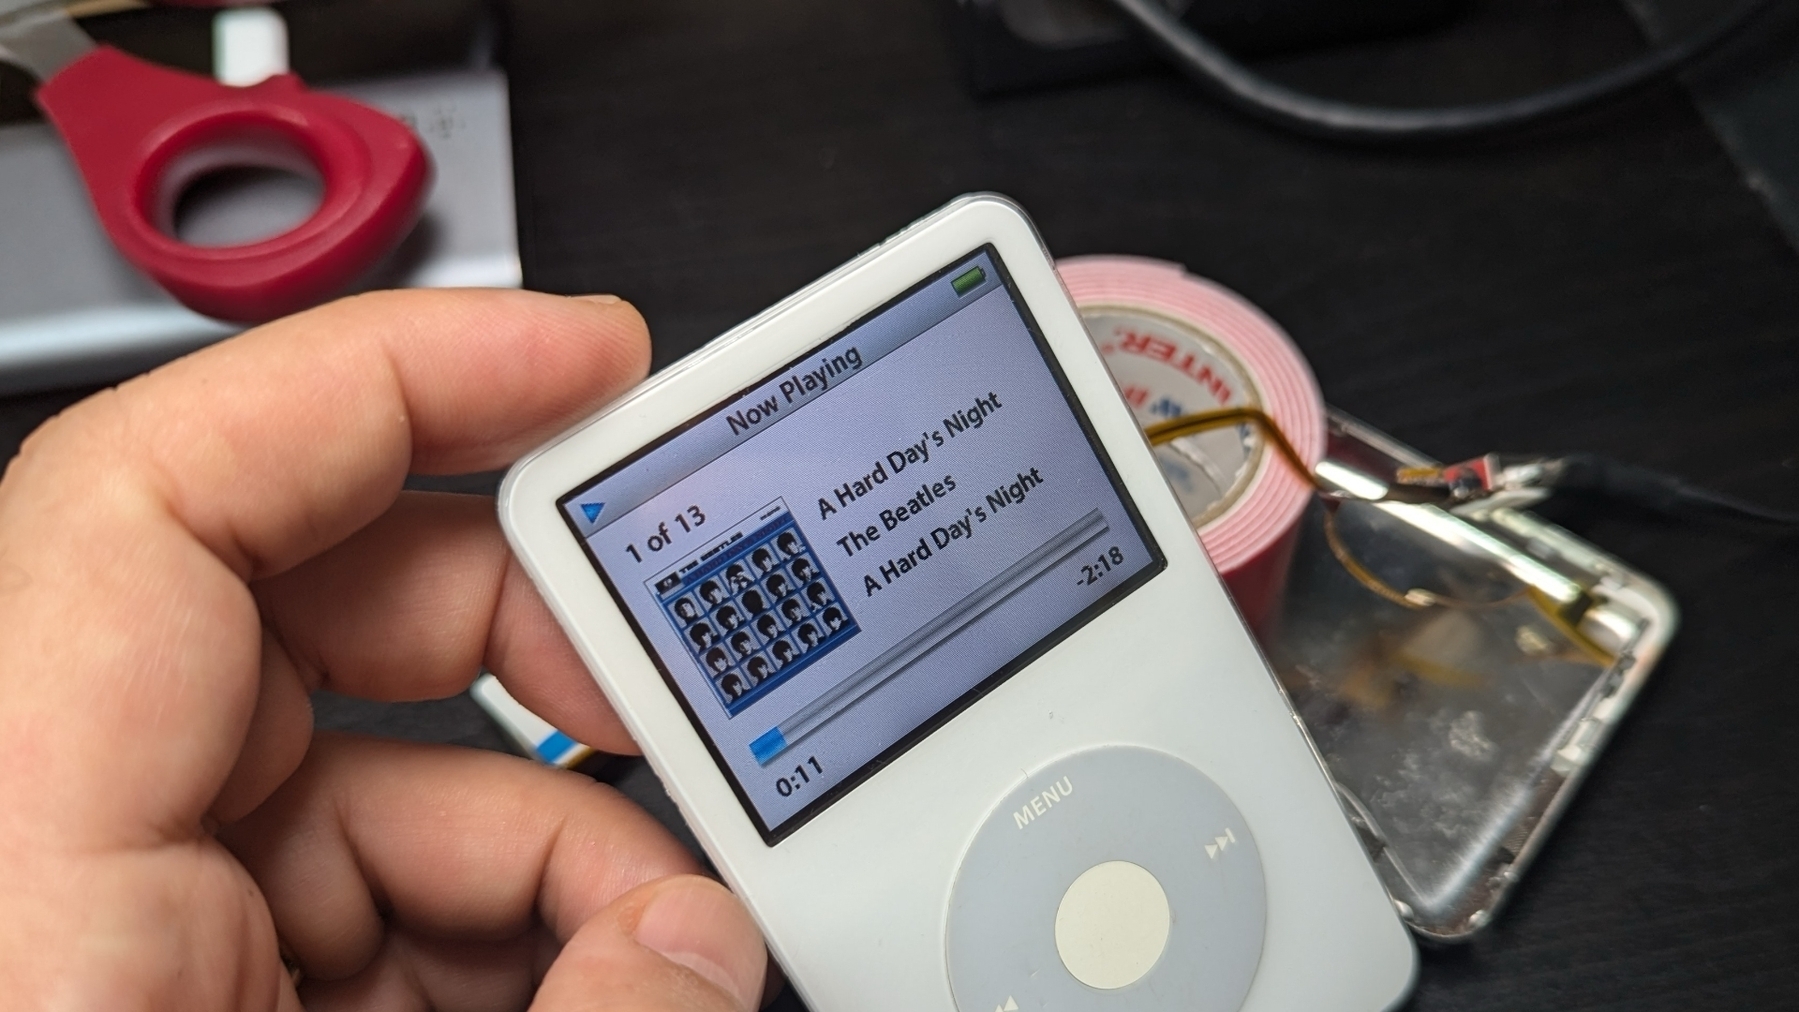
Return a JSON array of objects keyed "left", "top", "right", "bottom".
[
  {"left": 82, "top": 289, "right": 647, "bottom": 578},
  {"left": 0, "top": 289, "right": 648, "bottom": 847}
]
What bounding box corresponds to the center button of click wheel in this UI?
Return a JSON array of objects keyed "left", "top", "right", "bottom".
[{"left": 1054, "top": 860, "right": 1172, "bottom": 989}]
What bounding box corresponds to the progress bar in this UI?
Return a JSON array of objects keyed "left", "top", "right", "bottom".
[{"left": 751, "top": 508, "right": 1110, "bottom": 765}]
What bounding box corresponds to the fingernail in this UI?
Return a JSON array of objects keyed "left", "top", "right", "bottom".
[
  {"left": 574, "top": 293, "right": 622, "bottom": 305},
  {"left": 634, "top": 878, "right": 764, "bottom": 1011}
]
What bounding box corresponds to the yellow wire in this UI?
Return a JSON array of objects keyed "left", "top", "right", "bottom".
[
  {"left": 1143, "top": 406, "right": 1330, "bottom": 494},
  {"left": 1144, "top": 407, "right": 1616, "bottom": 666},
  {"left": 63, "top": 0, "right": 147, "bottom": 18}
]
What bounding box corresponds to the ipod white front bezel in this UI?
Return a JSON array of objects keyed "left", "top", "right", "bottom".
[{"left": 500, "top": 194, "right": 1416, "bottom": 1012}]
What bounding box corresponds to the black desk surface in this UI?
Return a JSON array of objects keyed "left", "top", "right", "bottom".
[{"left": 4, "top": 1, "right": 1797, "bottom": 1008}]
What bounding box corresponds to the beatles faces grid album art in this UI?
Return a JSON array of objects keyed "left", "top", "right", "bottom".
[{"left": 650, "top": 500, "right": 859, "bottom": 715}]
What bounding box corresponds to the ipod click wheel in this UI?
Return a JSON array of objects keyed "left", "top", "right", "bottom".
[{"left": 948, "top": 747, "right": 1266, "bottom": 1012}]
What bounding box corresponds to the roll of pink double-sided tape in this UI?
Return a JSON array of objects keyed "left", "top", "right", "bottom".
[{"left": 1058, "top": 256, "right": 1325, "bottom": 629}]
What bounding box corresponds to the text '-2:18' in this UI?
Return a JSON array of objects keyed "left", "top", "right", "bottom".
[{"left": 1078, "top": 545, "right": 1125, "bottom": 586}]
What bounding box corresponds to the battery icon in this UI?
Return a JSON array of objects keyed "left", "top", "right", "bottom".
[{"left": 951, "top": 265, "right": 986, "bottom": 296}]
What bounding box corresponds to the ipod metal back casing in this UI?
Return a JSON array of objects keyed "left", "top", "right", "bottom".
[{"left": 499, "top": 194, "right": 1415, "bottom": 1012}]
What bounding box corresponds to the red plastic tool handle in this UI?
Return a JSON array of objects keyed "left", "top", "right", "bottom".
[{"left": 36, "top": 46, "right": 430, "bottom": 323}]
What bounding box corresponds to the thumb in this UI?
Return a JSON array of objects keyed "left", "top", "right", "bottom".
[{"left": 534, "top": 875, "right": 767, "bottom": 1012}]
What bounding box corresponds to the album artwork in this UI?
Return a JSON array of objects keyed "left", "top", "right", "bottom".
[{"left": 650, "top": 500, "right": 858, "bottom": 715}]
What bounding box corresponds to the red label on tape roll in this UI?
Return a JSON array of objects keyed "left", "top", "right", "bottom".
[{"left": 1058, "top": 256, "right": 1325, "bottom": 626}]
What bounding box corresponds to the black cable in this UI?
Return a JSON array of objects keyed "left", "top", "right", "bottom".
[
  {"left": 1103, "top": 0, "right": 1780, "bottom": 142},
  {"left": 1549, "top": 453, "right": 1799, "bottom": 529}
]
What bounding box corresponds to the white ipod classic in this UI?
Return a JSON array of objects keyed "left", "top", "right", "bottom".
[{"left": 499, "top": 194, "right": 1416, "bottom": 1012}]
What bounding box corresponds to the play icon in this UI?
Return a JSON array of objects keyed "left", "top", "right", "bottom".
[{"left": 580, "top": 501, "right": 605, "bottom": 523}]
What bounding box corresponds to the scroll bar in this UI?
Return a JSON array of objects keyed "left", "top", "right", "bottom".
[{"left": 751, "top": 508, "right": 1109, "bottom": 765}]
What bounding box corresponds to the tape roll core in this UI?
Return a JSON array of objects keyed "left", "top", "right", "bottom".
[{"left": 1059, "top": 256, "right": 1325, "bottom": 627}]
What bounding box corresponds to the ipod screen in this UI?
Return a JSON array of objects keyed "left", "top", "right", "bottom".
[{"left": 560, "top": 248, "right": 1165, "bottom": 841}]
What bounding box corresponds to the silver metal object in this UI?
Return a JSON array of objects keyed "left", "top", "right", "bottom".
[
  {"left": 0, "top": 1, "right": 92, "bottom": 81},
  {"left": 0, "top": 67, "right": 523, "bottom": 394},
  {"left": 1264, "top": 411, "right": 1676, "bottom": 941}
]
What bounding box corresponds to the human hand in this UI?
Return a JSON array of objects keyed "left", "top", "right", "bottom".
[{"left": 0, "top": 290, "right": 768, "bottom": 1011}]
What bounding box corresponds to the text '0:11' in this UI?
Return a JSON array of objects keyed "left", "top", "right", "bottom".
[{"left": 775, "top": 756, "right": 825, "bottom": 797}]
